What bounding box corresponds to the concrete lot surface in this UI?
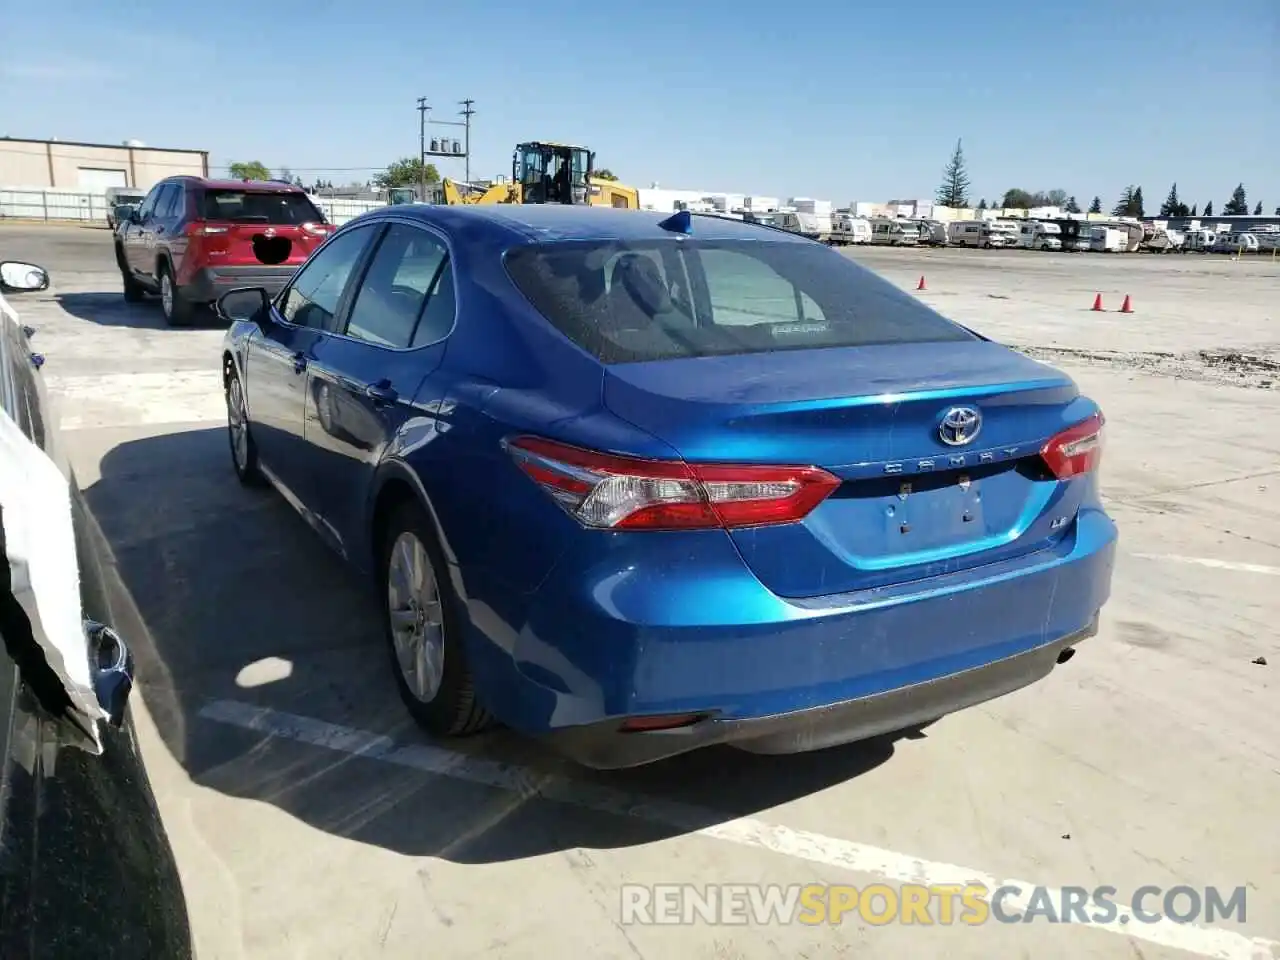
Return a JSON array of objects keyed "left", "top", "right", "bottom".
[{"left": 2, "top": 223, "right": 1277, "bottom": 960}]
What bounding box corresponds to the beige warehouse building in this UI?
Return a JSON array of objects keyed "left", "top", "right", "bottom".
[{"left": 0, "top": 136, "right": 209, "bottom": 191}]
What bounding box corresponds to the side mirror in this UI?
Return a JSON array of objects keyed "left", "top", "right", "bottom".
[
  {"left": 216, "top": 286, "right": 271, "bottom": 325},
  {"left": 0, "top": 261, "right": 50, "bottom": 293},
  {"left": 113, "top": 204, "right": 136, "bottom": 223},
  {"left": 86, "top": 620, "right": 133, "bottom": 728}
]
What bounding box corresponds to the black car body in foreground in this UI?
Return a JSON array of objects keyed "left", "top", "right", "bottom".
[{"left": 0, "top": 262, "right": 193, "bottom": 958}]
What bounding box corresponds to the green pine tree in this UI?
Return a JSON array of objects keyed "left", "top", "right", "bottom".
[
  {"left": 1222, "top": 184, "right": 1248, "bottom": 215},
  {"left": 935, "top": 139, "right": 970, "bottom": 208}
]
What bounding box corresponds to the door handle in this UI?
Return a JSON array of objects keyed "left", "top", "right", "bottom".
[
  {"left": 292, "top": 351, "right": 307, "bottom": 374},
  {"left": 365, "top": 380, "right": 398, "bottom": 403}
]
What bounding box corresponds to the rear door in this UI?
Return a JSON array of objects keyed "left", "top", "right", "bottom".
[
  {"left": 305, "top": 222, "right": 454, "bottom": 555},
  {"left": 150, "top": 183, "right": 186, "bottom": 281},
  {"left": 244, "top": 223, "right": 377, "bottom": 513}
]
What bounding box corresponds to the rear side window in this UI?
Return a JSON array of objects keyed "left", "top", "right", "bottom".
[
  {"left": 155, "top": 184, "right": 184, "bottom": 219},
  {"left": 504, "top": 239, "right": 975, "bottom": 363},
  {"left": 201, "top": 189, "right": 323, "bottom": 225}
]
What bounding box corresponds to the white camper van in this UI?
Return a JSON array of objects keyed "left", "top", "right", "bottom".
[
  {"left": 1184, "top": 229, "right": 1216, "bottom": 252},
  {"left": 869, "top": 218, "right": 918, "bottom": 245},
  {"left": 919, "top": 220, "right": 949, "bottom": 246},
  {"left": 990, "top": 220, "right": 1021, "bottom": 247},
  {"left": 1212, "top": 232, "right": 1259, "bottom": 253},
  {"left": 947, "top": 220, "right": 1011, "bottom": 248},
  {"left": 772, "top": 210, "right": 831, "bottom": 242},
  {"left": 830, "top": 213, "right": 871, "bottom": 245},
  {"left": 1089, "top": 226, "right": 1127, "bottom": 252},
  {"left": 1018, "top": 221, "right": 1062, "bottom": 250}
]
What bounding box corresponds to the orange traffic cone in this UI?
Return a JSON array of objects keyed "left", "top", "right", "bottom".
[
  {"left": 1120, "top": 294, "right": 1133, "bottom": 313},
  {"left": 1091, "top": 293, "right": 1104, "bottom": 311},
  {"left": 916, "top": 275, "right": 927, "bottom": 291}
]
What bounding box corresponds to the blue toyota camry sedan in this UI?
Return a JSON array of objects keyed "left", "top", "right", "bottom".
[{"left": 218, "top": 204, "right": 1116, "bottom": 768}]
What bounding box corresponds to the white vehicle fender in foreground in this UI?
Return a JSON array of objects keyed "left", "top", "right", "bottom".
[{"left": 0, "top": 406, "right": 108, "bottom": 753}]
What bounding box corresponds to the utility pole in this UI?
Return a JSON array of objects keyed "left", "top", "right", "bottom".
[
  {"left": 459, "top": 99, "right": 476, "bottom": 184},
  {"left": 416, "top": 97, "right": 429, "bottom": 201}
]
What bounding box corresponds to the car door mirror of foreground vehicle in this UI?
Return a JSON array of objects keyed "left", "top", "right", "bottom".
[
  {"left": 216, "top": 286, "right": 271, "bottom": 326},
  {"left": 0, "top": 261, "right": 50, "bottom": 293}
]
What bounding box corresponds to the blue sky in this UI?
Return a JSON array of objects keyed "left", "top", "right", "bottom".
[{"left": 2, "top": 0, "right": 1277, "bottom": 210}]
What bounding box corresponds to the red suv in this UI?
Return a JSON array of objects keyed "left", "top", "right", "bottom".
[{"left": 114, "top": 177, "right": 334, "bottom": 326}]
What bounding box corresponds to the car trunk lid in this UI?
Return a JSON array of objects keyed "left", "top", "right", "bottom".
[{"left": 603, "top": 340, "right": 1093, "bottom": 598}]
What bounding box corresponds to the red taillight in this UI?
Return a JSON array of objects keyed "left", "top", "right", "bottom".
[
  {"left": 504, "top": 436, "right": 840, "bottom": 531},
  {"left": 1041, "top": 412, "right": 1105, "bottom": 479},
  {"left": 302, "top": 222, "right": 333, "bottom": 236}
]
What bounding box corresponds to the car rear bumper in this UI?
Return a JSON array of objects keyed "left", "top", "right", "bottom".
[
  {"left": 468, "top": 508, "right": 1117, "bottom": 768},
  {"left": 182, "top": 265, "right": 299, "bottom": 303},
  {"left": 545, "top": 621, "right": 1094, "bottom": 768}
]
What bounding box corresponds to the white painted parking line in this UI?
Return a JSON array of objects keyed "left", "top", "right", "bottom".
[
  {"left": 1130, "top": 553, "right": 1280, "bottom": 577},
  {"left": 200, "top": 699, "right": 1278, "bottom": 960},
  {"left": 48, "top": 371, "right": 225, "bottom": 430}
]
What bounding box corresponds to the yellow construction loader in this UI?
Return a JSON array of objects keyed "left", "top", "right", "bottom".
[{"left": 441, "top": 141, "right": 639, "bottom": 208}]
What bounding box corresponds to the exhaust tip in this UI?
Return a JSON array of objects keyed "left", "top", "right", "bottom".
[{"left": 1056, "top": 647, "right": 1076, "bottom": 665}]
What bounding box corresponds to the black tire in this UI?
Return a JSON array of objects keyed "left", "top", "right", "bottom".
[
  {"left": 158, "top": 261, "right": 194, "bottom": 327},
  {"left": 380, "top": 500, "right": 492, "bottom": 737},
  {"left": 224, "top": 369, "right": 265, "bottom": 486}
]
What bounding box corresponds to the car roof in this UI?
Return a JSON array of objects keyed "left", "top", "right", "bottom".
[
  {"left": 166, "top": 176, "right": 307, "bottom": 192},
  {"left": 359, "top": 203, "right": 811, "bottom": 245}
]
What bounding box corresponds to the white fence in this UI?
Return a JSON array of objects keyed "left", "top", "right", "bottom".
[
  {"left": 310, "top": 196, "right": 387, "bottom": 225},
  {"left": 0, "top": 187, "right": 387, "bottom": 226},
  {"left": 1, "top": 187, "right": 114, "bottom": 221}
]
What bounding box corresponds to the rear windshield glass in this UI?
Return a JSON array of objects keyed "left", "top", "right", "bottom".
[
  {"left": 504, "top": 239, "right": 976, "bottom": 363},
  {"left": 201, "top": 189, "right": 323, "bottom": 225}
]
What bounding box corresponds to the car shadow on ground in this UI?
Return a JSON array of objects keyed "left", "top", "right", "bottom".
[
  {"left": 83, "top": 426, "right": 913, "bottom": 865},
  {"left": 55, "top": 292, "right": 221, "bottom": 330}
]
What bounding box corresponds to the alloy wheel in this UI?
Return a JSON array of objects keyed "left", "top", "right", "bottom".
[
  {"left": 387, "top": 532, "right": 445, "bottom": 703},
  {"left": 227, "top": 377, "right": 249, "bottom": 472}
]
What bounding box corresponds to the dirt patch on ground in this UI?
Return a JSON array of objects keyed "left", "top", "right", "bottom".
[{"left": 1016, "top": 344, "right": 1280, "bottom": 389}]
